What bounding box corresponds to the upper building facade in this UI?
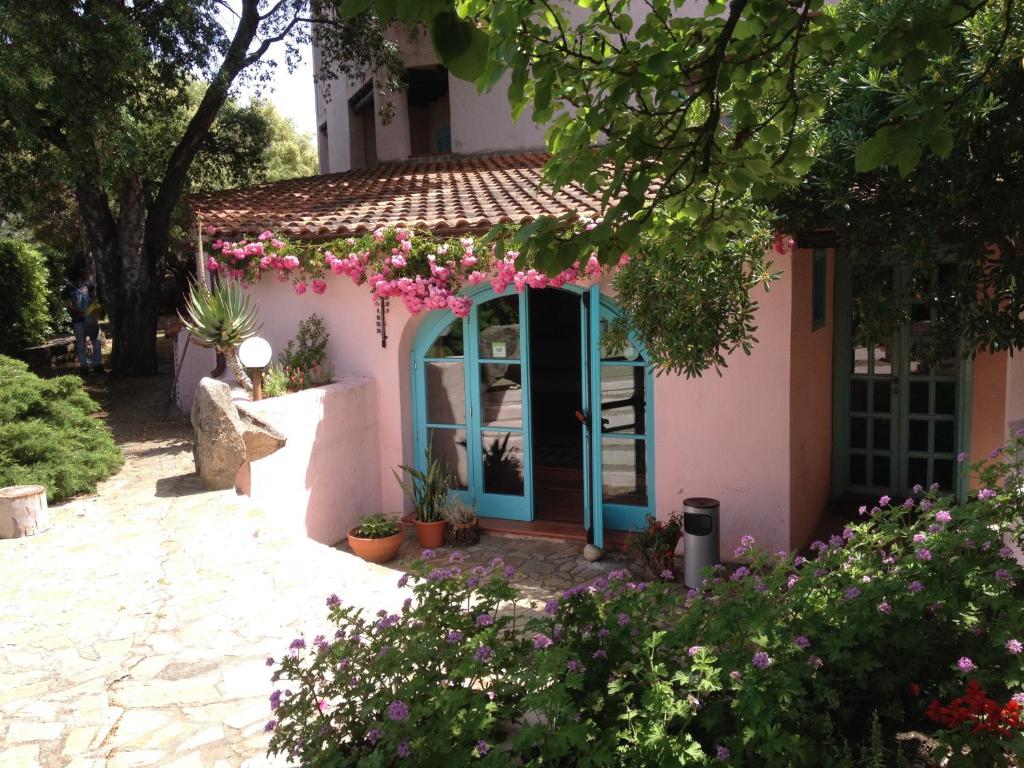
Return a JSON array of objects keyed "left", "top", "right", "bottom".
[{"left": 313, "top": 28, "right": 547, "bottom": 174}]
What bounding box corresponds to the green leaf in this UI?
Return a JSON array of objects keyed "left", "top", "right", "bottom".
[
  {"left": 928, "top": 125, "right": 954, "bottom": 159},
  {"left": 759, "top": 124, "right": 781, "bottom": 144},
  {"left": 854, "top": 127, "right": 892, "bottom": 173},
  {"left": 429, "top": 11, "right": 490, "bottom": 82}
]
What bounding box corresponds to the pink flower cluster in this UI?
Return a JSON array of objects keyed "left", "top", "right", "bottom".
[{"left": 205, "top": 225, "right": 629, "bottom": 320}]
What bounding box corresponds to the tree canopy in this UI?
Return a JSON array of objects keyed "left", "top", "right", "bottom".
[
  {"left": 0, "top": 0, "right": 397, "bottom": 374},
  {"left": 352, "top": 0, "right": 1022, "bottom": 374}
]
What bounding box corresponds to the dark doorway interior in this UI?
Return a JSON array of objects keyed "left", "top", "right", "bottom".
[{"left": 529, "top": 290, "right": 584, "bottom": 523}]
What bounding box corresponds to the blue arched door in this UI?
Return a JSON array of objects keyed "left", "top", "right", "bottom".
[{"left": 412, "top": 285, "right": 654, "bottom": 547}]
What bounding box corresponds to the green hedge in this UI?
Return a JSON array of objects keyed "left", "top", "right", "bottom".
[
  {"left": 0, "top": 355, "right": 123, "bottom": 501},
  {"left": 0, "top": 238, "right": 53, "bottom": 354}
]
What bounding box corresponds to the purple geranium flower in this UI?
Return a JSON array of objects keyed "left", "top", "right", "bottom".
[
  {"left": 475, "top": 645, "right": 493, "bottom": 662},
  {"left": 476, "top": 613, "right": 494, "bottom": 627},
  {"left": 533, "top": 634, "right": 553, "bottom": 649},
  {"left": 446, "top": 630, "right": 463, "bottom": 644},
  {"left": 794, "top": 635, "right": 811, "bottom": 650},
  {"left": 326, "top": 594, "right": 341, "bottom": 607},
  {"left": 476, "top": 740, "right": 491, "bottom": 756},
  {"left": 978, "top": 488, "right": 996, "bottom": 500},
  {"left": 1007, "top": 639, "right": 1023, "bottom": 655},
  {"left": 935, "top": 510, "right": 952, "bottom": 524},
  {"left": 366, "top": 728, "right": 381, "bottom": 745},
  {"left": 387, "top": 700, "right": 410, "bottom": 721},
  {"left": 916, "top": 548, "right": 932, "bottom": 562},
  {"left": 716, "top": 745, "right": 730, "bottom": 762},
  {"left": 878, "top": 601, "right": 892, "bottom": 614},
  {"left": 957, "top": 657, "right": 976, "bottom": 674},
  {"left": 752, "top": 651, "right": 771, "bottom": 669},
  {"left": 421, "top": 549, "right": 436, "bottom": 559},
  {"left": 844, "top": 587, "right": 861, "bottom": 600},
  {"left": 396, "top": 740, "right": 411, "bottom": 758},
  {"left": 908, "top": 580, "right": 924, "bottom": 593}
]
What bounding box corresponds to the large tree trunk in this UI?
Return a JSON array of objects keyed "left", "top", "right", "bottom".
[
  {"left": 111, "top": 176, "right": 160, "bottom": 376},
  {"left": 76, "top": 173, "right": 161, "bottom": 376}
]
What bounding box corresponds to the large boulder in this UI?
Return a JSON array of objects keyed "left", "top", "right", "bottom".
[{"left": 191, "top": 377, "right": 286, "bottom": 490}]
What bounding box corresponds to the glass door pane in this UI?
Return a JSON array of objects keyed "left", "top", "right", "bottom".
[
  {"left": 421, "top": 316, "right": 470, "bottom": 493},
  {"left": 847, "top": 316, "right": 895, "bottom": 490},
  {"left": 593, "top": 297, "right": 651, "bottom": 535},
  {"left": 900, "top": 279, "right": 959, "bottom": 494},
  {"left": 469, "top": 292, "right": 532, "bottom": 519}
]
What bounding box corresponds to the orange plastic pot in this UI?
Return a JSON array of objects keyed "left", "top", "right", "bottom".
[
  {"left": 347, "top": 527, "right": 404, "bottom": 564},
  {"left": 415, "top": 519, "right": 446, "bottom": 549}
]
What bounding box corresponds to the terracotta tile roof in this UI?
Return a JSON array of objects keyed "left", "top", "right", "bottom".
[{"left": 190, "top": 153, "right": 605, "bottom": 240}]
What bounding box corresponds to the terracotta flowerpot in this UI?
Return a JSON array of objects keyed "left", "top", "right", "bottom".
[
  {"left": 348, "top": 527, "right": 404, "bottom": 564},
  {"left": 415, "top": 519, "right": 447, "bottom": 548}
]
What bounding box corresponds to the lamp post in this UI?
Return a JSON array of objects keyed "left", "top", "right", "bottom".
[{"left": 238, "top": 337, "right": 272, "bottom": 401}]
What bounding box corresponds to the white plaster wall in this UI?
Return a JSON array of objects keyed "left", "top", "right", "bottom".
[
  {"left": 449, "top": 72, "right": 547, "bottom": 156},
  {"left": 236, "top": 378, "right": 382, "bottom": 546}
]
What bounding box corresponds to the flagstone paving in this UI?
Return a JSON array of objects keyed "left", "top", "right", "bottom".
[{"left": 0, "top": 366, "right": 626, "bottom": 768}]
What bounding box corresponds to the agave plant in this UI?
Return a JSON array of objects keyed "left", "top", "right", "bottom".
[{"left": 180, "top": 278, "right": 261, "bottom": 393}]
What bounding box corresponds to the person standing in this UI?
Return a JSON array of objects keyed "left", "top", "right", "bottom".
[{"left": 64, "top": 269, "right": 104, "bottom": 375}]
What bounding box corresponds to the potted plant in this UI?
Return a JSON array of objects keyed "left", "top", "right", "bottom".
[
  {"left": 443, "top": 499, "right": 479, "bottom": 547},
  {"left": 395, "top": 450, "right": 450, "bottom": 548},
  {"left": 624, "top": 512, "right": 683, "bottom": 581},
  {"left": 347, "top": 514, "right": 404, "bottom": 564}
]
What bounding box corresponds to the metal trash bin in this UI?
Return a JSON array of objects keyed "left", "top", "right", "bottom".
[{"left": 683, "top": 497, "right": 721, "bottom": 589}]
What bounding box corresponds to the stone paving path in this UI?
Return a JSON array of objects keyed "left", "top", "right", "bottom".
[{"left": 0, "top": 364, "right": 626, "bottom": 768}]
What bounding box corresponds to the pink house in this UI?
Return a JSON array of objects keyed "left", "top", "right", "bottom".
[{"left": 178, "top": 30, "right": 1024, "bottom": 560}]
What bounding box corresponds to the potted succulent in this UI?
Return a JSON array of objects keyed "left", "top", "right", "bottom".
[
  {"left": 443, "top": 499, "right": 479, "bottom": 547},
  {"left": 395, "top": 450, "right": 450, "bottom": 548},
  {"left": 347, "top": 514, "right": 404, "bottom": 564}
]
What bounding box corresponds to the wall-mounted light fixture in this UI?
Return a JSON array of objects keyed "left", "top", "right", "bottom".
[{"left": 238, "top": 336, "right": 272, "bottom": 401}]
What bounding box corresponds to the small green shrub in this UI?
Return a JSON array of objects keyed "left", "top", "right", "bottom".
[
  {"left": 0, "top": 355, "right": 123, "bottom": 501},
  {"left": 625, "top": 511, "right": 682, "bottom": 580},
  {"left": 353, "top": 514, "right": 401, "bottom": 539},
  {"left": 261, "top": 365, "right": 289, "bottom": 398},
  {"left": 0, "top": 238, "right": 53, "bottom": 353},
  {"left": 278, "top": 314, "right": 333, "bottom": 391}
]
